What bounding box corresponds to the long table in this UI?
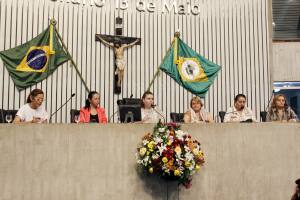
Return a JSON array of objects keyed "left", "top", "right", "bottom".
[{"left": 0, "top": 123, "right": 299, "bottom": 200}]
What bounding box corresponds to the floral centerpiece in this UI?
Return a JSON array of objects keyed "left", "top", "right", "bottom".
[{"left": 136, "top": 121, "right": 205, "bottom": 188}]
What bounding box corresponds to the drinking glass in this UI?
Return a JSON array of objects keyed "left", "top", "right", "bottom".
[
  {"left": 5, "top": 114, "right": 12, "bottom": 123},
  {"left": 74, "top": 115, "right": 80, "bottom": 123}
]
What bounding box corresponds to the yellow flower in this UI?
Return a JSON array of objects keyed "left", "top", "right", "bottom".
[
  {"left": 162, "top": 157, "right": 168, "bottom": 163},
  {"left": 146, "top": 151, "right": 150, "bottom": 155},
  {"left": 175, "top": 146, "right": 182, "bottom": 155},
  {"left": 167, "top": 140, "right": 172, "bottom": 146},
  {"left": 193, "top": 149, "right": 199, "bottom": 155},
  {"left": 149, "top": 167, "right": 153, "bottom": 173},
  {"left": 147, "top": 142, "right": 154, "bottom": 149},
  {"left": 174, "top": 169, "right": 180, "bottom": 176},
  {"left": 195, "top": 165, "right": 201, "bottom": 171},
  {"left": 147, "top": 141, "right": 154, "bottom": 149},
  {"left": 197, "top": 151, "right": 204, "bottom": 158},
  {"left": 185, "top": 161, "right": 191, "bottom": 167},
  {"left": 139, "top": 147, "right": 147, "bottom": 157}
]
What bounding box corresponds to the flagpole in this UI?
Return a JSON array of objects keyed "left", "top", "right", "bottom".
[
  {"left": 146, "top": 32, "right": 180, "bottom": 92},
  {"left": 50, "top": 19, "right": 90, "bottom": 93},
  {"left": 146, "top": 68, "right": 160, "bottom": 92}
]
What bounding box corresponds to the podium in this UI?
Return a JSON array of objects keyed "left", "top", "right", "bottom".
[{"left": 0, "top": 123, "right": 299, "bottom": 200}]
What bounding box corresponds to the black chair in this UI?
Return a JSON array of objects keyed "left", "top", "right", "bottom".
[
  {"left": 170, "top": 112, "right": 184, "bottom": 123},
  {"left": 3, "top": 109, "right": 18, "bottom": 123},
  {"left": 260, "top": 111, "right": 267, "bottom": 122},
  {"left": 0, "top": 109, "right": 5, "bottom": 123},
  {"left": 70, "top": 109, "right": 80, "bottom": 123},
  {"left": 219, "top": 111, "right": 226, "bottom": 123}
]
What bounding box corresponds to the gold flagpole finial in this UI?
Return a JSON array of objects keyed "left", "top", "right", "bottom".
[
  {"left": 50, "top": 18, "right": 57, "bottom": 26},
  {"left": 49, "top": 18, "right": 56, "bottom": 55},
  {"left": 174, "top": 31, "right": 180, "bottom": 38}
]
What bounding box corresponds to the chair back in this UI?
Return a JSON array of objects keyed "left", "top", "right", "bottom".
[
  {"left": 170, "top": 112, "right": 184, "bottom": 123},
  {"left": 70, "top": 109, "right": 80, "bottom": 123},
  {"left": 2, "top": 110, "right": 18, "bottom": 123},
  {"left": 219, "top": 111, "right": 226, "bottom": 123},
  {"left": 260, "top": 111, "right": 267, "bottom": 122},
  {"left": 0, "top": 109, "right": 5, "bottom": 123}
]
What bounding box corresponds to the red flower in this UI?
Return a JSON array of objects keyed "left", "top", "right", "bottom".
[{"left": 163, "top": 149, "right": 174, "bottom": 159}]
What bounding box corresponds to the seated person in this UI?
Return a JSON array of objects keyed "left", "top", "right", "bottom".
[
  {"left": 79, "top": 91, "right": 107, "bottom": 123},
  {"left": 224, "top": 94, "right": 256, "bottom": 122},
  {"left": 140, "top": 91, "right": 164, "bottom": 123},
  {"left": 13, "top": 89, "right": 48, "bottom": 123},
  {"left": 184, "top": 96, "right": 214, "bottom": 123},
  {"left": 291, "top": 178, "right": 300, "bottom": 200},
  {"left": 267, "top": 94, "right": 298, "bottom": 122}
]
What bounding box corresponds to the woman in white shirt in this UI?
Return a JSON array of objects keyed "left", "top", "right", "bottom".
[
  {"left": 184, "top": 96, "right": 214, "bottom": 123},
  {"left": 140, "top": 91, "right": 164, "bottom": 123},
  {"left": 13, "top": 89, "right": 48, "bottom": 123},
  {"left": 224, "top": 94, "right": 256, "bottom": 123}
]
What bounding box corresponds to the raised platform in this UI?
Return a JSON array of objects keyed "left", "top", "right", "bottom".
[{"left": 0, "top": 123, "right": 299, "bottom": 200}]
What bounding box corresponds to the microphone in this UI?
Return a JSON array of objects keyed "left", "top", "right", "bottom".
[
  {"left": 130, "top": 94, "right": 133, "bottom": 98},
  {"left": 260, "top": 90, "right": 274, "bottom": 122},
  {"left": 49, "top": 93, "right": 76, "bottom": 123},
  {"left": 265, "top": 90, "right": 275, "bottom": 112},
  {"left": 151, "top": 104, "right": 157, "bottom": 108}
]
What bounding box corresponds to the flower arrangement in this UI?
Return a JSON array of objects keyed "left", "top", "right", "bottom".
[{"left": 136, "top": 121, "right": 205, "bottom": 188}]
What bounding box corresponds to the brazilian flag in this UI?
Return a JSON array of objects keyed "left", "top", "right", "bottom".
[
  {"left": 0, "top": 23, "right": 70, "bottom": 90},
  {"left": 160, "top": 35, "right": 220, "bottom": 97}
]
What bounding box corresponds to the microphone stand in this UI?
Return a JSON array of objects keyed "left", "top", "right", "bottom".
[
  {"left": 152, "top": 105, "right": 166, "bottom": 123},
  {"left": 260, "top": 90, "right": 274, "bottom": 122},
  {"left": 49, "top": 93, "right": 76, "bottom": 123},
  {"left": 109, "top": 110, "right": 119, "bottom": 123}
]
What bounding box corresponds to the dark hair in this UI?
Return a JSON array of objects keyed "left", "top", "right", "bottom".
[
  {"left": 114, "top": 43, "right": 121, "bottom": 48},
  {"left": 26, "top": 89, "right": 44, "bottom": 103},
  {"left": 84, "top": 91, "right": 99, "bottom": 109},
  {"left": 234, "top": 94, "right": 246, "bottom": 103},
  {"left": 141, "top": 91, "right": 153, "bottom": 108}
]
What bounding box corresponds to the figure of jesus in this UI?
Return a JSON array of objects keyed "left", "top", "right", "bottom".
[{"left": 98, "top": 36, "right": 140, "bottom": 87}]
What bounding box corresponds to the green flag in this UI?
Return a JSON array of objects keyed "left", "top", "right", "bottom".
[
  {"left": 0, "top": 23, "right": 70, "bottom": 90},
  {"left": 160, "top": 36, "right": 220, "bottom": 97}
]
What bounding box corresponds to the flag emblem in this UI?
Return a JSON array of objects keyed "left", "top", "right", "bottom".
[
  {"left": 16, "top": 46, "right": 50, "bottom": 72},
  {"left": 159, "top": 36, "right": 220, "bottom": 97},
  {"left": 177, "top": 57, "right": 208, "bottom": 82},
  {"left": 0, "top": 22, "right": 70, "bottom": 90}
]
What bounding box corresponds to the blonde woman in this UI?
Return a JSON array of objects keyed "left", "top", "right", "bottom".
[
  {"left": 184, "top": 97, "right": 214, "bottom": 123},
  {"left": 267, "top": 94, "right": 298, "bottom": 122}
]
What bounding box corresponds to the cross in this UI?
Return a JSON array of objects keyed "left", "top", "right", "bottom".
[{"left": 95, "top": 33, "right": 141, "bottom": 94}]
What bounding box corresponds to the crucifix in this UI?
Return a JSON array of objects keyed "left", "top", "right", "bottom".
[{"left": 95, "top": 17, "right": 141, "bottom": 94}]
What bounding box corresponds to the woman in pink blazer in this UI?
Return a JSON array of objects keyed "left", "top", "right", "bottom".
[{"left": 79, "top": 91, "right": 107, "bottom": 123}]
